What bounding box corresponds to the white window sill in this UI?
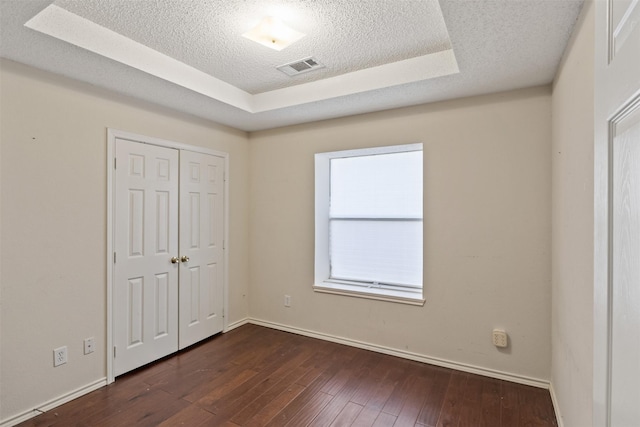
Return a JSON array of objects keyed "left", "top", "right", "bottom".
[{"left": 313, "top": 282, "right": 425, "bottom": 306}]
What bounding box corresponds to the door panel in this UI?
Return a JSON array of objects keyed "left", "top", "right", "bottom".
[
  {"left": 610, "top": 0, "right": 639, "bottom": 58},
  {"left": 610, "top": 101, "right": 640, "bottom": 426},
  {"left": 114, "top": 139, "right": 179, "bottom": 376},
  {"left": 179, "top": 150, "right": 225, "bottom": 349}
]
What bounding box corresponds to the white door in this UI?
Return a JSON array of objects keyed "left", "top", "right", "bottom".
[
  {"left": 595, "top": 0, "right": 640, "bottom": 425},
  {"left": 114, "top": 139, "right": 179, "bottom": 376},
  {"left": 178, "top": 150, "right": 225, "bottom": 349}
]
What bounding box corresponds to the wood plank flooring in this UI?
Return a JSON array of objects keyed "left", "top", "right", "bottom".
[{"left": 18, "top": 324, "right": 557, "bottom": 426}]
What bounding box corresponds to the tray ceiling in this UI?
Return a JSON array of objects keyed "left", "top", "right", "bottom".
[{"left": 0, "top": 0, "right": 584, "bottom": 131}]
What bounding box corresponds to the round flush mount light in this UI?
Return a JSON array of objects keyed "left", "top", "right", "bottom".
[{"left": 242, "top": 16, "right": 305, "bottom": 51}]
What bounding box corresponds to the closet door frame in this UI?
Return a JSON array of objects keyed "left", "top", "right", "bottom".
[{"left": 106, "top": 128, "right": 229, "bottom": 384}]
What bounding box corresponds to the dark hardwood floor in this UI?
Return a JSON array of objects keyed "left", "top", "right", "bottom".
[{"left": 19, "top": 324, "right": 557, "bottom": 426}]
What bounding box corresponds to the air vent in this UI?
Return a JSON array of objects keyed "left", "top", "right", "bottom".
[{"left": 277, "top": 57, "right": 325, "bottom": 77}]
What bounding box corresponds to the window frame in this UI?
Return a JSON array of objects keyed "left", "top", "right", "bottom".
[{"left": 314, "top": 143, "right": 425, "bottom": 305}]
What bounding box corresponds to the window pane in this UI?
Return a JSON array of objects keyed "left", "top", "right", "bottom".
[
  {"left": 330, "top": 219, "right": 423, "bottom": 287},
  {"left": 330, "top": 151, "right": 422, "bottom": 218}
]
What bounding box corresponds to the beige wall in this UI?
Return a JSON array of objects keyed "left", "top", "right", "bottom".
[
  {"left": 0, "top": 60, "right": 251, "bottom": 421},
  {"left": 550, "top": 1, "right": 594, "bottom": 426},
  {"left": 1, "top": 57, "right": 560, "bottom": 423},
  {"left": 249, "top": 87, "right": 552, "bottom": 382}
]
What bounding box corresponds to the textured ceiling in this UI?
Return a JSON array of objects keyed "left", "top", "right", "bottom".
[
  {"left": 54, "top": 0, "right": 452, "bottom": 94},
  {"left": 0, "top": 0, "right": 584, "bottom": 132}
]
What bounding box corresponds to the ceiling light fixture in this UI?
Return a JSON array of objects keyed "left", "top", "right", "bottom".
[{"left": 242, "top": 16, "right": 305, "bottom": 51}]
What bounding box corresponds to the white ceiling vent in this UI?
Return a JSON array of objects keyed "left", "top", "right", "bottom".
[{"left": 277, "top": 57, "right": 325, "bottom": 77}]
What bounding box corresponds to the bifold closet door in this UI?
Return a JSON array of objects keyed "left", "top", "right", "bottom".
[
  {"left": 178, "top": 150, "right": 225, "bottom": 349},
  {"left": 113, "top": 139, "right": 179, "bottom": 376}
]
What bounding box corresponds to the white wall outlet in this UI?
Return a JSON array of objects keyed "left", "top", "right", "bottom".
[
  {"left": 492, "top": 329, "right": 508, "bottom": 348},
  {"left": 284, "top": 294, "right": 291, "bottom": 307},
  {"left": 84, "top": 337, "right": 95, "bottom": 355},
  {"left": 53, "top": 346, "right": 68, "bottom": 367}
]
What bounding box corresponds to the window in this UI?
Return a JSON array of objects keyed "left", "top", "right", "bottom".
[{"left": 314, "top": 144, "right": 424, "bottom": 305}]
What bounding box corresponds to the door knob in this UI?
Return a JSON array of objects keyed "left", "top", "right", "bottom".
[
  {"left": 170, "top": 257, "right": 179, "bottom": 264},
  {"left": 181, "top": 256, "right": 190, "bottom": 263}
]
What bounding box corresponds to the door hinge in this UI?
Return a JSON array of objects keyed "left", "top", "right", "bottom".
[
  {"left": 113, "top": 252, "right": 116, "bottom": 263},
  {"left": 114, "top": 158, "right": 117, "bottom": 169},
  {"left": 223, "top": 240, "right": 226, "bottom": 250},
  {"left": 113, "top": 346, "right": 116, "bottom": 358}
]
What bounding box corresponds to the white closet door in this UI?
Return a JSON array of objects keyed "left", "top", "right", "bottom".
[
  {"left": 178, "top": 150, "right": 225, "bottom": 349},
  {"left": 114, "top": 139, "right": 179, "bottom": 376}
]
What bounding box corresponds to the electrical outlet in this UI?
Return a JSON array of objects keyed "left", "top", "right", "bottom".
[
  {"left": 492, "top": 329, "right": 508, "bottom": 348},
  {"left": 284, "top": 295, "right": 291, "bottom": 307},
  {"left": 84, "top": 337, "right": 95, "bottom": 355},
  {"left": 53, "top": 346, "right": 68, "bottom": 367}
]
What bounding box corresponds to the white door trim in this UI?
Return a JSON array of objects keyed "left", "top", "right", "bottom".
[{"left": 106, "top": 128, "right": 230, "bottom": 384}]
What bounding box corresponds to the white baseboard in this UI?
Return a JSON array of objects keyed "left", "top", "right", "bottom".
[
  {"left": 225, "top": 317, "right": 250, "bottom": 332},
  {"left": 248, "top": 318, "right": 550, "bottom": 389},
  {"left": 0, "top": 378, "right": 107, "bottom": 427},
  {"left": 549, "top": 381, "right": 564, "bottom": 427}
]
